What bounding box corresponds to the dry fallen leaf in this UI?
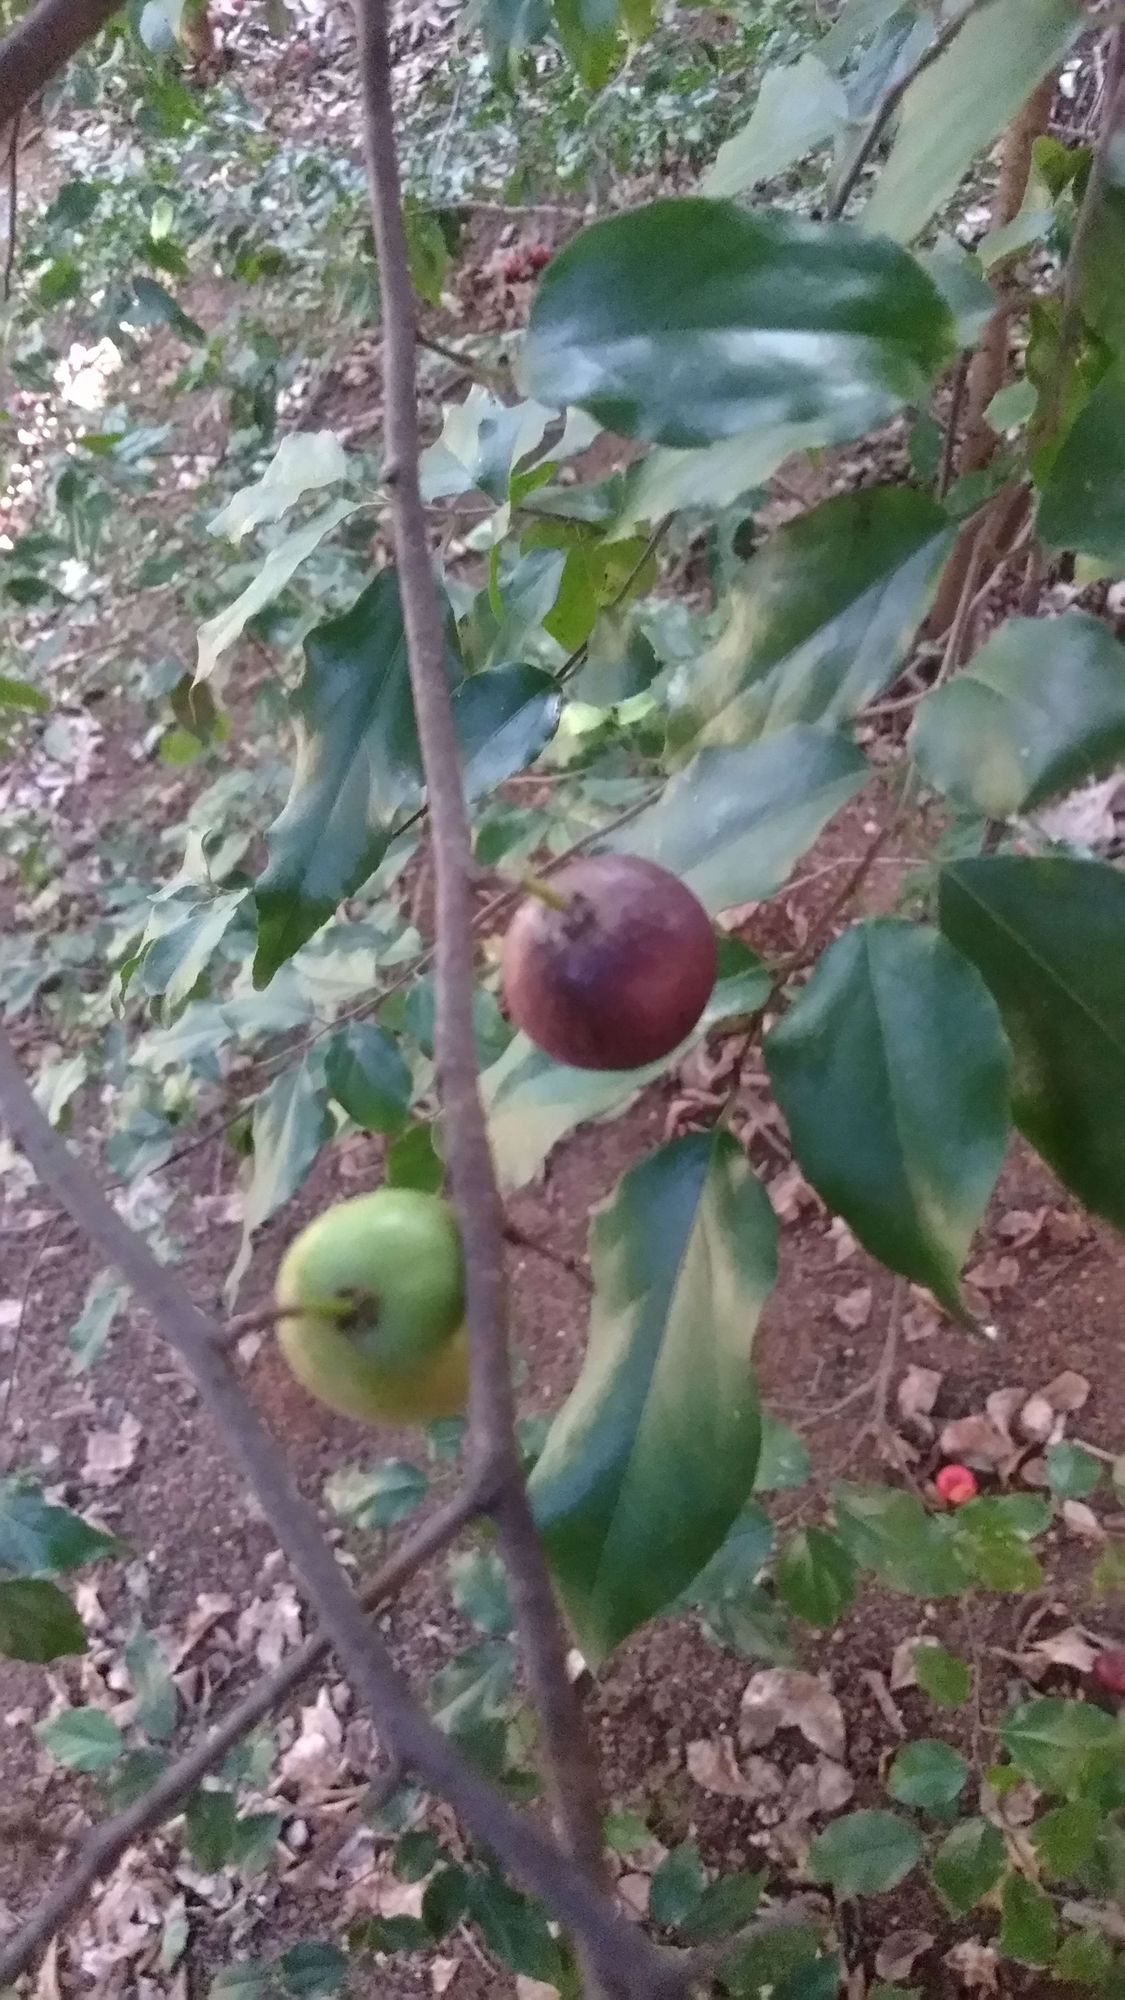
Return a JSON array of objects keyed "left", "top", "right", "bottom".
[
  {"left": 1062, "top": 1500, "right": 1107, "bottom": 1544},
  {"left": 965, "top": 1254, "right": 1019, "bottom": 1294},
  {"left": 236, "top": 1584, "right": 303, "bottom": 1670},
  {"left": 944, "top": 1940, "right": 1000, "bottom": 1993},
  {"left": 1025, "top": 1627, "right": 1100, "bottom": 1675},
  {"left": 1019, "top": 1392, "right": 1059, "bottom": 1443},
  {"left": 985, "top": 1386, "right": 1025, "bottom": 1438},
  {"left": 740, "top": 1668, "right": 845, "bottom": 1761},
  {"left": 939, "top": 1413, "right": 1013, "bottom": 1470},
  {"left": 686, "top": 1736, "right": 752, "bottom": 1799},
  {"left": 876, "top": 1930, "right": 934, "bottom": 1981},
  {"left": 82, "top": 1412, "right": 142, "bottom": 1487},
  {"left": 431, "top": 1958, "right": 459, "bottom": 1994},
  {"left": 861, "top": 1668, "right": 905, "bottom": 1737},
  {"left": 278, "top": 1685, "right": 344, "bottom": 1791},
  {"left": 618, "top": 1874, "right": 650, "bottom": 1921},
  {"left": 903, "top": 1292, "right": 941, "bottom": 1342},
  {"left": 783, "top": 1757, "right": 854, "bottom": 1822},
  {"left": 1043, "top": 1369, "right": 1090, "bottom": 1414},
  {"left": 897, "top": 1365, "right": 942, "bottom": 1425},
  {"left": 833, "top": 1286, "right": 872, "bottom": 1331},
  {"left": 995, "top": 1208, "right": 1046, "bottom": 1249},
  {"left": 768, "top": 1164, "right": 819, "bottom": 1222}
]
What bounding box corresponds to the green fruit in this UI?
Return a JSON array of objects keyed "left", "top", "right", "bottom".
[{"left": 275, "top": 1189, "right": 467, "bottom": 1425}]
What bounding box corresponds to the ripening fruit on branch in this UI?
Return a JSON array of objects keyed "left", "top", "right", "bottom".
[
  {"left": 275, "top": 1190, "right": 467, "bottom": 1425},
  {"left": 501, "top": 854, "right": 717, "bottom": 1071}
]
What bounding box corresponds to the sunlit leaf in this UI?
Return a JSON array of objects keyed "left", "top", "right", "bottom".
[{"left": 531, "top": 1131, "right": 776, "bottom": 1660}]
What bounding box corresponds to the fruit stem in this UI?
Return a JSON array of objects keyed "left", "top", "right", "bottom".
[{"left": 517, "top": 872, "right": 571, "bottom": 913}]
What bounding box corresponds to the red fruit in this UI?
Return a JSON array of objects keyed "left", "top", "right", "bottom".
[
  {"left": 935, "top": 1463, "right": 978, "bottom": 1507},
  {"left": 501, "top": 854, "right": 717, "bottom": 1071},
  {"left": 1093, "top": 1649, "right": 1125, "bottom": 1697},
  {"left": 500, "top": 251, "right": 527, "bottom": 283},
  {"left": 527, "top": 242, "right": 552, "bottom": 271}
]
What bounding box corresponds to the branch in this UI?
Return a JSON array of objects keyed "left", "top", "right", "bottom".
[
  {"left": 3, "top": 110, "right": 18, "bottom": 301},
  {"left": 0, "top": 0, "right": 120, "bottom": 131},
  {"left": 0, "top": 1032, "right": 664, "bottom": 1998},
  {"left": 0, "top": 1484, "right": 480, "bottom": 1983},
  {"left": 353, "top": 0, "right": 609, "bottom": 1913},
  {"left": 827, "top": 0, "right": 992, "bottom": 218}
]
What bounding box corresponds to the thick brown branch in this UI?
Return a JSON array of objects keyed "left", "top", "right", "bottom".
[
  {"left": 0, "top": 0, "right": 120, "bottom": 131},
  {"left": 0, "top": 1033, "right": 662, "bottom": 1996},
  {"left": 352, "top": 0, "right": 608, "bottom": 1907}
]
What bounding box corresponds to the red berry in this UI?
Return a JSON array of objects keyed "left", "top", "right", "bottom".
[
  {"left": 1093, "top": 1649, "right": 1125, "bottom": 1697},
  {"left": 935, "top": 1463, "right": 978, "bottom": 1507},
  {"left": 502, "top": 854, "right": 717, "bottom": 1071},
  {"left": 527, "top": 243, "right": 552, "bottom": 271}
]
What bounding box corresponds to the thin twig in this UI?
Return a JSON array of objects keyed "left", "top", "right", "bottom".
[
  {"left": 827, "top": 0, "right": 992, "bottom": 217},
  {"left": 0, "top": 1206, "right": 61, "bottom": 1466},
  {"left": 937, "top": 351, "right": 971, "bottom": 501},
  {"left": 3, "top": 108, "right": 19, "bottom": 301},
  {"left": 417, "top": 330, "right": 509, "bottom": 394},
  {"left": 0, "top": 1032, "right": 664, "bottom": 1997},
  {"left": 353, "top": 0, "right": 609, "bottom": 1927}
]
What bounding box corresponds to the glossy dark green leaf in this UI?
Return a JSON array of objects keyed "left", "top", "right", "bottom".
[
  {"left": 1038, "top": 368, "right": 1125, "bottom": 566},
  {"left": 911, "top": 613, "right": 1125, "bottom": 818},
  {"left": 671, "top": 488, "right": 952, "bottom": 750},
  {"left": 530, "top": 1131, "right": 776, "bottom": 1661},
  {"left": 718, "top": 1919, "right": 826, "bottom": 1997},
  {"left": 833, "top": 1485, "right": 968, "bottom": 1598},
  {"left": 0, "top": 1481, "right": 116, "bottom": 1575},
  {"left": 0, "top": 1577, "right": 87, "bottom": 1662},
  {"left": 324, "top": 1022, "right": 411, "bottom": 1135},
  {"left": 807, "top": 1810, "right": 922, "bottom": 1896},
  {"left": 682, "top": 1502, "right": 773, "bottom": 1611},
  {"left": 776, "top": 1527, "right": 856, "bottom": 1627},
  {"left": 617, "top": 724, "right": 868, "bottom": 915},
  {"left": 1000, "top": 1697, "right": 1119, "bottom": 1794},
  {"left": 999, "top": 1873, "right": 1057, "bottom": 1966},
  {"left": 682, "top": 1870, "right": 766, "bottom": 1943},
  {"left": 930, "top": 1818, "right": 1006, "bottom": 1914},
  {"left": 524, "top": 199, "right": 953, "bottom": 449},
  {"left": 280, "top": 1941, "right": 349, "bottom": 1996},
  {"left": 466, "top": 1873, "right": 565, "bottom": 1983},
  {"left": 450, "top": 663, "right": 560, "bottom": 800},
  {"left": 887, "top": 1739, "right": 968, "bottom": 1810},
  {"left": 766, "top": 920, "right": 1010, "bottom": 1315},
  {"left": 939, "top": 855, "right": 1125, "bottom": 1227},
  {"left": 912, "top": 1642, "right": 972, "bottom": 1709},
  {"left": 36, "top": 1706, "right": 125, "bottom": 1771},
  {"left": 862, "top": 0, "right": 1082, "bottom": 243},
  {"left": 254, "top": 571, "right": 458, "bottom": 982}
]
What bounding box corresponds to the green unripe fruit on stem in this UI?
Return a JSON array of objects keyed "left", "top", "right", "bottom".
[{"left": 275, "top": 1189, "right": 467, "bottom": 1425}]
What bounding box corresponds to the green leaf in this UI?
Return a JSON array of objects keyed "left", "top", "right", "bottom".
[
  {"left": 530, "top": 1131, "right": 776, "bottom": 1661},
  {"left": 125, "top": 1628, "right": 178, "bottom": 1742},
  {"left": 0, "top": 1577, "right": 87, "bottom": 1662},
  {"left": 834, "top": 1486, "right": 968, "bottom": 1599},
  {"left": 649, "top": 1841, "right": 705, "bottom": 1927},
  {"left": 209, "top": 432, "right": 349, "bottom": 541},
  {"left": 0, "top": 1481, "right": 116, "bottom": 1574},
  {"left": 670, "top": 488, "right": 953, "bottom": 750},
  {"left": 1038, "top": 368, "right": 1125, "bottom": 568},
  {"left": 186, "top": 1788, "right": 239, "bottom": 1871},
  {"left": 862, "top": 0, "right": 1083, "bottom": 244},
  {"left": 930, "top": 1818, "right": 1006, "bottom": 1914},
  {"left": 451, "top": 663, "right": 560, "bottom": 800},
  {"left": 1033, "top": 1798, "right": 1101, "bottom": 1877},
  {"left": 912, "top": 1642, "right": 972, "bottom": 1708},
  {"left": 1000, "top": 1698, "right": 1119, "bottom": 1794},
  {"left": 103, "top": 1746, "right": 168, "bottom": 1809},
  {"left": 466, "top": 1873, "right": 565, "bottom": 1983},
  {"left": 231, "top": 1054, "right": 331, "bottom": 1296},
  {"left": 447, "top": 1548, "right": 513, "bottom": 1636},
  {"left": 525, "top": 199, "right": 953, "bottom": 449},
  {"left": 0, "top": 675, "right": 49, "bottom": 713},
  {"left": 137, "top": 890, "right": 246, "bottom": 1014},
  {"left": 939, "top": 855, "right": 1125, "bottom": 1227},
  {"left": 807, "top": 1810, "right": 922, "bottom": 1896},
  {"left": 422, "top": 1865, "right": 469, "bottom": 1938},
  {"left": 552, "top": 0, "right": 622, "bottom": 87},
  {"left": 385, "top": 1121, "right": 444, "bottom": 1193},
  {"left": 911, "top": 613, "right": 1125, "bottom": 819},
  {"left": 952, "top": 1494, "right": 1048, "bottom": 1593},
  {"left": 700, "top": 1582, "right": 797, "bottom": 1666},
  {"left": 753, "top": 1412, "right": 811, "bottom": 1493},
  {"left": 1045, "top": 1441, "right": 1102, "bottom": 1500},
  {"left": 886, "top": 1739, "right": 968, "bottom": 1810},
  {"left": 1000, "top": 1873, "right": 1057, "bottom": 1966},
  {"left": 35, "top": 1706, "right": 125, "bottom": 1772},
  {"left": 324, "top": 1457, "right": 428, "bottom": 1529},
  {"left": 776, "top": 1528, "right": 856, "bottom": 1628},
  {"left": 482, "top": 951, "right": 770, "bottom": 1193},
  {"left": 683, "top": 1502, "right": 774, "bottom": 1604},
  {"left": 324, "top": 1023, "right": 411, "bottom": 1135},
  {"left": 404, "top": 206, "right": 449, "bottom": 308},
  {"left": 196, "top": 499, "right": 355, "bottom": 691},
  {"left": 279, "top": 1941, "right": 348, "bottom": 1997},
  {"left": 717, "top": 1918, "right": 826, "bottom": 1997},
  {"left": 617, "top": 724, "right": 869, "bottom": 915},
  {"left": 766, "top": 920, "right": 1010, "bottom": 1316},
  {"left": 681, "top": 1870, "right": 766, "bottom": 1943},
  {"left": 703, "top": 54, "right": 848, "bottom": 199},
  {"left": 1052, "top": 1929, "right": 1115, "bottom": 1984},
  {"left": 69, "top": 1270, "right": 129, "bottom": 1368},
  {"left": 254, "top": 571, "right": 458, "bottom": 980}
]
